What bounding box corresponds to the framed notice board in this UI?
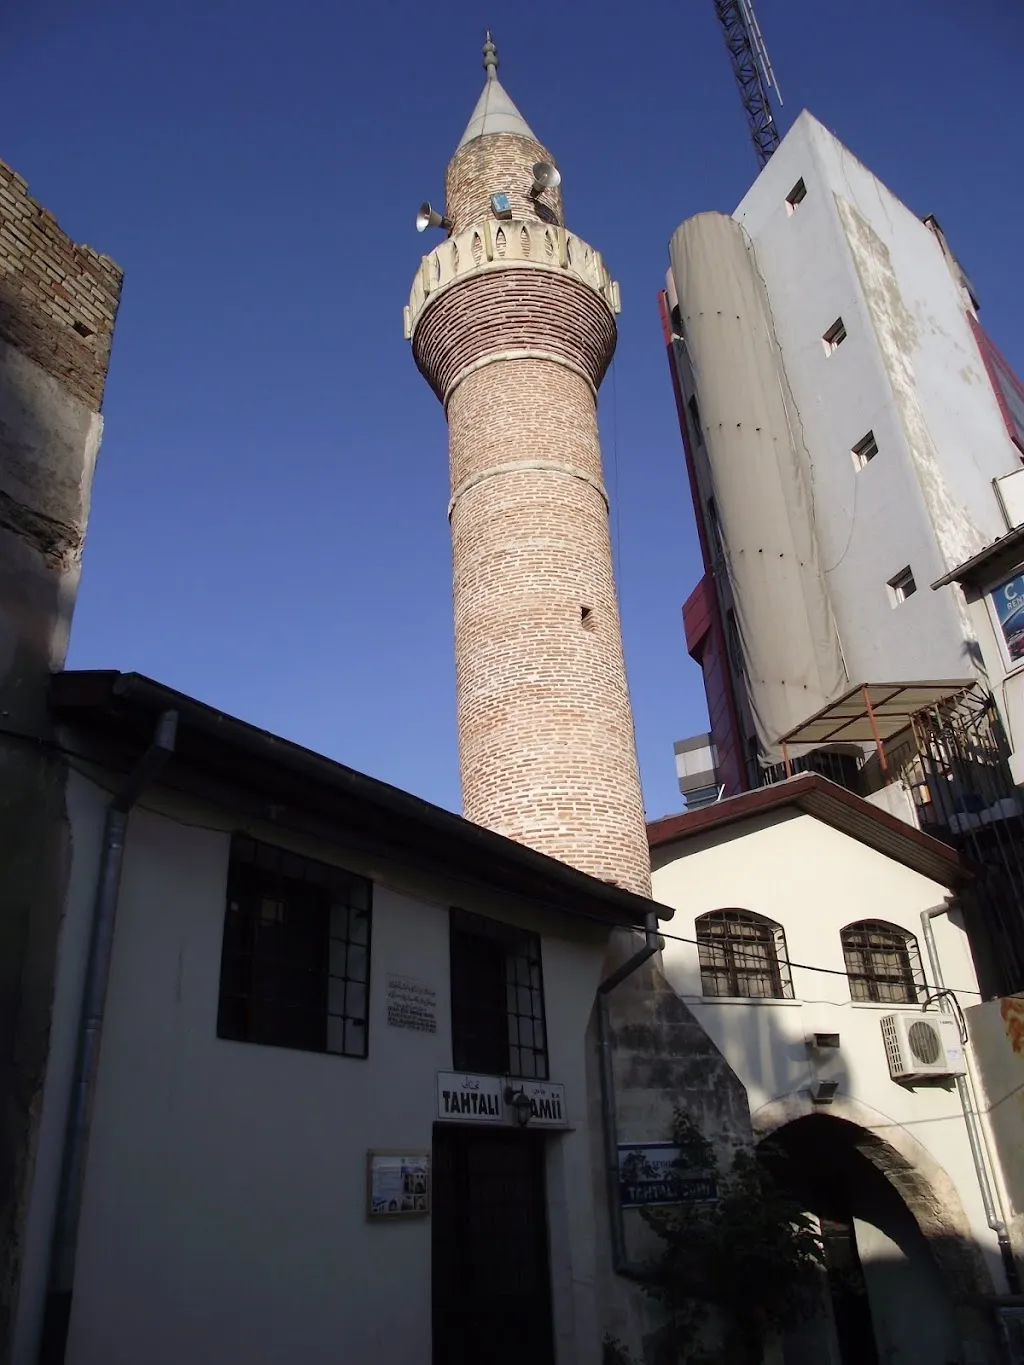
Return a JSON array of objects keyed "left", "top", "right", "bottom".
[{"left": 366, "top": 1150, "right": 430, "bottom": 1219}]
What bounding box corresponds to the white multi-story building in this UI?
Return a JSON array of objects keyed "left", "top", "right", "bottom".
[{"left": 664, "top": 110, "right": 1024, "bottom": 796}]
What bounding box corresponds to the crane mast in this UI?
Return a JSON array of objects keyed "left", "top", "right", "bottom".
[{"left": 713, "top": 0, "right": 783, "bottom": 167}]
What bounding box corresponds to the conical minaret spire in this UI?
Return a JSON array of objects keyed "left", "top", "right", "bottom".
[
  {"left": 456, "top": 33, "right": 537, "bottom": 152},
  {"left": 406, "top": 40, "right": 651, "bottom": 895}
]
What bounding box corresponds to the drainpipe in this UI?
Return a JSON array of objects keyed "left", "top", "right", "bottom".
[
  {"left": 597, "top": 912, "right": 662, "bottom": 1278},
  {"left": 42, "top": 710, "right": 178, "bottom": 1357},
  {"left": 921, "top": 905, "right": 1021, "bottom": 1295}
]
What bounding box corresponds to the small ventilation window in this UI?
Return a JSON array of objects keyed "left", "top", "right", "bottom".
[
  {"left": 888, "top": 567, "right": 917, "bottom": 606},
  {"left": 71, "top": 320, "right": 94, "bottom": 338},
  {"left": 852, "top": 431, "right": 878, "bottom": 470},
  {"left": 580, "top": 605, "right": 595, "bottom": 631},
  {"left": 822, "top": 318, "right": 847, "bottom": 355},
  {"left": 785, "top": 178, "right": 807, "bottom": 214}
]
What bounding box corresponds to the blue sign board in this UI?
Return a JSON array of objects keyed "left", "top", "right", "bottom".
[
  {"left": 990, "top": 573, "right": 1024, "bottom": 663},
  {"left": 617, "top": 1142, "right": 718, "bottom": 1208}
]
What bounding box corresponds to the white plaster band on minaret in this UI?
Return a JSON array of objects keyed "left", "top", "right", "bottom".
[
  {"left": 442, "top": 350, "right": 597, "bottom": 408},
  {"left": 403, "top": 219, "right": 621, "bottom": 340},
  {"left": 448, "top": 459, "right": 610, "bottom": 521}
]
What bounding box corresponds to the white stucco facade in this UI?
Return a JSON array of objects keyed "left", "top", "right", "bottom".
[
  {"left": 651, "top": 801, "right": 1012, "bottom": 1361},
  {"left": 730, "top": 110, "right": 1020, "bottom": 689},
  {"left": 668, "top": 111, "right": 1024, "bottom": 785},
  {"left": 14, "top": 769, "right": 616, "bottom": 1365}
]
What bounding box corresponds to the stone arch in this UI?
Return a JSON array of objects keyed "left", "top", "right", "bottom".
[{"left": 752, "top": 1093, "right": 998, "bottom": 1360}]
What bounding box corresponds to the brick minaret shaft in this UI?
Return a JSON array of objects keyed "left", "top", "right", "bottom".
[{"left": 408, "top": 38, "right": 651, "bottom": 896}]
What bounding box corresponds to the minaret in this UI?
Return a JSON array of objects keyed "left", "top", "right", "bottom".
[{"left": 407, "top": 37, "right": 651, "bottom": 896}]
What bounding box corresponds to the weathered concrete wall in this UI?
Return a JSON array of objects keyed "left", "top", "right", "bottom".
[
  {"left": 588, "top": 936, "right": 752, "bottom": 1362},
  {"left": 0, "top": 156, "right": 121, "bottom": 1360},
  {"left": 731, "top": 111, "right": 1017, "bottom": 689}
]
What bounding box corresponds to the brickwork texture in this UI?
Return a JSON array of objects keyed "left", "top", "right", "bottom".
[
  {"left": 413, "top": 114, "right": 651, "bottom": 896},
  {"left": 0, "top": 156, "right": 122, "bottom": 1355},
  {"left": 0, "top": 159, "right": 123, "bottom": 411},
  {"left": 446, "top": 132, "right": 564, "bottom": 236}
]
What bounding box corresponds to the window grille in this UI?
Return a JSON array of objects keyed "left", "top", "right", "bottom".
[
  {"left": 217, "top": 836, "right": 372, "bottom": 1058},
  {"left": 696, "top": 909, "right": 794, "bottom": 999},
  {"left": 841, "top": 920, "right": 923, "bottom": 1004},
  {"left": 450, "top": 908, "right": 548, "bottom": 1079}
]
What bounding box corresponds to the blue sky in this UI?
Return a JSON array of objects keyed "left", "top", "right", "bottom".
[{"left": 3, "top": 0, "right": 1020, "bottom": 822}]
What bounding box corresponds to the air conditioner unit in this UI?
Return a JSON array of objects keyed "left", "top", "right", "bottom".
[{"left": 880, "top": 1013, "right": 967, "bottom": 1082}]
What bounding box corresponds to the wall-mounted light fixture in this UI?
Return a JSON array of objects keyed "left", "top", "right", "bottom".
[{"left": 503, "top": 1085, "right": 533, "bottom": 1127}]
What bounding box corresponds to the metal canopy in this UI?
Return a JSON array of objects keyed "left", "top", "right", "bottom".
[
  {"left": 931, "top": 523, "right": 1024, "bottom": 588},
  {"left": 780, "top": 681, "right": 975, "bottom": 749}
]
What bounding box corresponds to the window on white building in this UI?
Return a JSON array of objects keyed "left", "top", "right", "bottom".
[
  {"left": 851, "top": 431, "right": 878, "bottom": 470},
  {"left": 822, "top": 318, "right": 847, "bottom": 355},
  {"left": 785, "top": 178, "right": 807, "bottom": 214},
  {"left": 450, "top": 908, "right": 549, "bottom": 1079},
  {"left": 888, "top": 567, "right": 917, "bottom": 606},
  {"left": 217, "top": 836, "right": 372, "bottom": 1058},
  {"left": 841, "top": 920, "right": 924, "bottom": 1003},
  {"left": 696, "top": 909, "right": 794, "bottom": 999}
]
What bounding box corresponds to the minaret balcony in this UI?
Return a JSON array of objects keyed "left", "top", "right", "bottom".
[{"left": 404, "top": 219, "right": 621, "bottom": 341}]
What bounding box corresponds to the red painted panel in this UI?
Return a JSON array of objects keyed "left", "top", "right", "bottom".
[{"left": 969, "top": 313, "right": 1024, "bottom": 456}]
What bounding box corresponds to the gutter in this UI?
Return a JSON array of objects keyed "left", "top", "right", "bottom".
[
  {"left": 41, "top": 710, "right": 178, "bottom": 1359},
  {"left": 597, "top": 912, "right": 662, "bottom": 1278},
  {"left": 49, "top": 671, "right": 665, "bottom": 934},
  {"left": 920, "top": 905, "right": 1021, "bottom": 1295}
]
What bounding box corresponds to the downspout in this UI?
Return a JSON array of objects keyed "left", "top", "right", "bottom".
[
  {"left": 597, "top": 912, "right": 662, "bottom": 1278},
  {"left": 921, "top": 905, "right": 1021, "bottom": 1294},
  {"left": 41, "top": 710, "right": 178, "bottom": 1358}
]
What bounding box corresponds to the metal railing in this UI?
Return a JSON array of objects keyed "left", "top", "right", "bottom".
[
  {"left": 757, "top": 687, "right": 1024, "bottom": 996},
  {"left": 884, "top": 688, "right": 1024, "bottom": 997}
]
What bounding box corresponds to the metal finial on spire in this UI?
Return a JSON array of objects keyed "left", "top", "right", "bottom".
[{"left": 482, "top": 31, "right": 498, "bottom": 80}]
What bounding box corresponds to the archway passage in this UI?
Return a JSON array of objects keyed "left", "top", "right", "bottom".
[{"left": 759, "top": 1115, "right": 964, "bottom": 1365}]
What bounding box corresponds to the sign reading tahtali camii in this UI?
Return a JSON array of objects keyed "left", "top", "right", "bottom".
[
  {"left": 437, "top": 1072, "right": 505, "bottom": 1123},
  {"left": 513, "top": 1080, "right": 568, "bottom": 1128},
  {"left": 436, "top": 1073, "right": 570, "bottom": 1127},
  {"left": 617, "top": 1142, "right": 718, "bottom": 1208}
]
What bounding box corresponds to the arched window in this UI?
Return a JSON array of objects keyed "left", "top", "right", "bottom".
[
  {"left": 841, "top": 920, "right": 924, "bottom": 1004},
  {"left": 695, "top": 909, "right": 794, "bottom": 999}
]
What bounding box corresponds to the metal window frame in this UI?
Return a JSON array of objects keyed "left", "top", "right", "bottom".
[
  {"left": 449, "top": 907, "right": 549, "bottom": 1080},
  {"left": 217, "top": 834, "right": 373, "bottom": 1059},
  {"left": 696, "top": 908, "right": 794, "bottom": 999},
  {"left": 841, "top": 919, "right": 923, "bottom": 1004}
]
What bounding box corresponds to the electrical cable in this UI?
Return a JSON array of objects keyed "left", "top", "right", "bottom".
[{"left": 0, "top": 721, "right": 986, "bottom": 999}]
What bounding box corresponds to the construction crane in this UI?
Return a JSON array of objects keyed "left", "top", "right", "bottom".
[{"left": 713, "top": 0, "right": 783, "bottom": 167}]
